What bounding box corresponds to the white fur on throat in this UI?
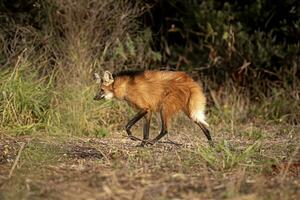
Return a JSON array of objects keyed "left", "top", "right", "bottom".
[
  {"left": 191, "top": 111, "right": 209, "bottom": 127},
  {"left": 104, "top": 92, "right": 114, "bottom": 99}
]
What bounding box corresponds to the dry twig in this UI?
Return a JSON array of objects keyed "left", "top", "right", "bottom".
[{"left": 8, "top": 142, "right": 26, "bottom": 179}]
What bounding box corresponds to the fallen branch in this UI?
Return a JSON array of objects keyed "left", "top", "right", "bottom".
[{"left": 8, "top": 142, "right": 26, "bottom": 179}]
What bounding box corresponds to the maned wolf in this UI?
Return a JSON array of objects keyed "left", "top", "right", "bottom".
[{"left": 94, "top": 70, "right": 213, "bottom": 147}]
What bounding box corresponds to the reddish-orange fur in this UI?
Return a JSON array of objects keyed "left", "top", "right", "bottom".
[
  {"left": 110, "top": 71, "right": 205, "bottom": 116},
  {"left": 95, "top": 70, "right": 212, "bottom": 146}
]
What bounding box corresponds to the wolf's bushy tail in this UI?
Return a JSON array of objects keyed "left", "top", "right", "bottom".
[{"left": 188, "top": 85, "right": 209, "bottom": 127}]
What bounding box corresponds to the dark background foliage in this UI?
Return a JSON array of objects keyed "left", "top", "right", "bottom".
[
  {"left": 1, "top": 0, "right": 299, "bottom": 82},
  {"left": 142, "top": 0, "right": 299, "bottom": 89}
]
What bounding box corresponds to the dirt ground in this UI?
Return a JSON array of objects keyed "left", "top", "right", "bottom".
[{"left": 0, "top": 122, "right": 299, "bottom": 200}]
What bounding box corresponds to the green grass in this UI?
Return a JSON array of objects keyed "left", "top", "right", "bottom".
[
  {"left": 0, "top": 64, "right": 126, "bottom": 137},
  {"left": 181, "top": 139, "right": 262, "bottom": 171},
  {"left": 0, "top": 64, "right": 55, "bottom": 135}
]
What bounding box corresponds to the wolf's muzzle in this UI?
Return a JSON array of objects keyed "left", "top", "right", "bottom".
[{"left": 93, "top": 93, "right": 104, "bottom": 101}]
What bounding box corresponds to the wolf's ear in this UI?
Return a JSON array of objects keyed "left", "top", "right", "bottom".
[
  {"left": 103, "top": 71, "right": 114, "bottom": 85},
  {"left": 94, "top": 73, "right": 101, "bottom": 84}
]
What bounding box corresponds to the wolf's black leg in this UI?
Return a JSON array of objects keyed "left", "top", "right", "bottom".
[
  {"left": 150, "top": 110, "right": 168, "bottom": 144},
  {"left": 125, "top": 110, "right": 147, "bottom": 141},
  {"left": 137, "top": 112, "right": 152, "bottom": 147},
  {"left": 195, "top": 121, "right": 214, "bottom": 147}
]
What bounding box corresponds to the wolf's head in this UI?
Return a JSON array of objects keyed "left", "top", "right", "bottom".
[{"left": 94, "top": 71, "right": 115, "bottom": 100}]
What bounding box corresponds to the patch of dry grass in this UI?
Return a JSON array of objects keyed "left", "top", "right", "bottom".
[{"left": 1, "top": 118, "right": 299, "bottom": 200}]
